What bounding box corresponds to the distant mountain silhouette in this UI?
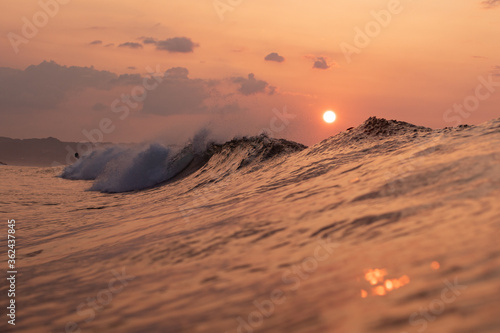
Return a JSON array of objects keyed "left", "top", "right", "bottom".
[{"left": 0, "top": 137, "right": 109, "bottom": 166}]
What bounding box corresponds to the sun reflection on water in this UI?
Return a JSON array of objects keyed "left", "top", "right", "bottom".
[{"left": 361, "top": 268, "right": 410, "bottom": 297}]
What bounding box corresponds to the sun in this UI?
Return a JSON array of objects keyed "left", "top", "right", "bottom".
[{"left": 323, "top": 110, "right": 336, "bottom": 124}]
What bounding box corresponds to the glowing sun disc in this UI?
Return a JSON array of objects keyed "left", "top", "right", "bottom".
[{"left": 323, "top": 110, "right": 336, "bottom": 123}]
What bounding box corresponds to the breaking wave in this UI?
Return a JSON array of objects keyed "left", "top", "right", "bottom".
[
  {"left": 62, "top": 117, "right": 500, "bottom": 193},
  {"left": 60, "top": 134, "right": 306, "bottom": 193}
]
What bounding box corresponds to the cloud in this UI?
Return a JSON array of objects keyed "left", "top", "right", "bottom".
[
  {"left": 492, "top": 65, "right": 500, "bottom": 77},
  {"left": 0, "top": 61, "right": 278, "bottom": 143},
  {"left": 104, "top": 43, "right": 114, "bottom": 47},
  {"left": 141, "top": 67, "right": 210, "bottom": 115},
  {"left": 313, "top": 57, "right": 330, "bottom": 70},
  {"left": 265, "top": 52, "right": 285, "bottom": 63},
  {"left": 481, "top": 0, "right": 500, "bottom": 8},
  {"left": 141, "top": 37, "right": 158, "bottom": 45},
  {"left": 112, "top": 74, "right": 142, "bottom": 85},
  {"left": 92, "top": 103, "right": 108, "bottom": 111},
  {"left": 215, "top": 103, "right": 242, "bottom": 114},
  {"left": 89, "top": 40, "right": 102, "bottom": 45},
  {"left": 142, "top": 68, "right": 273, "bottom": 116},
  {"left": 127, "top": 66, "right": 137, "bottom": 70},
  {"left": 0, "top": 60, "right": 289, "bottom": 145},
  {"left": 232, "top": 73, "right": 269, "bottom": 95},
  {"left": 156, "top": 37, "right": 199, "bottom": 53},
  {"left": 232, "top": 47, "right": 247, "bottom": 53},
  {"left": 118, "top": 42, "right": 143, "bottom": 49},
  {"left": 0, "top": 61, "right": 141, "bottom": 110}
]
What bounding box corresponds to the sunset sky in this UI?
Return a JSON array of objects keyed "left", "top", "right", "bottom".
[{"left": 0, "top": 0, "right": 499, "bottom": 145}]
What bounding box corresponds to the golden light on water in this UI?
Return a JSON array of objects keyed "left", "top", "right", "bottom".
[
  {"left": 323, "top": 110, "right": 336, "bottom": 124},
  {"left": 365, "top": 268, "right": 387, "bottom": 286},
  {"left": 373, "top": 285, "right": 387, "bottom": 296},
  {"left": 361, "top": 268, "right": 410, "bottom": 297}
]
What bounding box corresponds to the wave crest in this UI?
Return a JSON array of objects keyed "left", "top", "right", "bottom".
[{"left": 61, "top": 134, "right": 305, "bottom": 193}]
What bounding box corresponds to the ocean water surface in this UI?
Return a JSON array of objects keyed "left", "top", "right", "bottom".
[{"left": 1, "top": 117, "right": 500, "bottom": 333}]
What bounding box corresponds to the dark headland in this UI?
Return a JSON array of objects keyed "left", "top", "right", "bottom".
[{"left": 0, "top": 137, "right": 97, "bottom": 166}]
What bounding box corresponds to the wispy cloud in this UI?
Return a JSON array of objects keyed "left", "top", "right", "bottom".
[
  {"left": 118, "top": 42, "right": 143, "bottom": 49},
  {"left": 492, "top": 65, "right": 500, "bottom": 77},
  {"left": 138, "top": 36, "right": 158, "bottom": 45},
  {"left": 156, "top": 37, "right": 199, "bottom": 53},
  {"left": 481, "top": 0, "right": 500, "bottom": 8}
]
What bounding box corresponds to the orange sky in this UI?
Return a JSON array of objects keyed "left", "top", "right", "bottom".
[{"left": 0, "top": 0, "right": 499, "bottom": 144}]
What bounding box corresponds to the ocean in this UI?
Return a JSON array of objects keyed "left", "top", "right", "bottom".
[{"left": 1, "top": 117, "right": 500, "bottom": 333}]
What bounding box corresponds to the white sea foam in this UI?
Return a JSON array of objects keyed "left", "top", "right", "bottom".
[{"left": 61, "top": 143, "right": 193, "bottom": 193}]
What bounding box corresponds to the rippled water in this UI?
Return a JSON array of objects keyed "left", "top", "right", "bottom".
[{"left": 1, "top": 117, "right": 500, "bottom": 333}]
